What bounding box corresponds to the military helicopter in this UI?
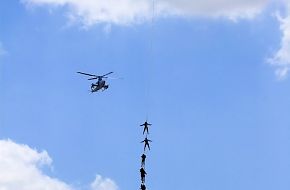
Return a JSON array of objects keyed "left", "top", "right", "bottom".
[{"left": 77, "top": 71, "right": 114, "bottom": 92}]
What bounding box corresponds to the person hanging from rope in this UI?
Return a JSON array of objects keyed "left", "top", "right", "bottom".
[
  {"left": 140, "top": 121, "right": 152, "bottom": 135},
  {"left": 141, "top": 153, "right": 146, "bottom": 167},
  {"left": 141, "top": 137, "right": 152, "bottom": 151},
  {"left": 140, "top": 184, "right": 147, "bottom": 190},
  {"left": 140, "top": 167, "right": 147, "bottom": 183}
]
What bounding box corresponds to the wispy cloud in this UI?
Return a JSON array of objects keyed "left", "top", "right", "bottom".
[
  {"left": 0, "top": 139, "right": 118, "bottom": 190},
  {"left": 268, "top": 1, "right": 290, "bottom": 80},
  {"left": 90, "top": 175, "right": 118, "bottom": 190},
  {"left": 158, "top": 0, "right": 269, "bottom": 20},
  {"left": 21, "top": 0, "right": 269, "bottom": 26},
  {"left": 21, "top": 0, "right": 290, "bottom": 79}
]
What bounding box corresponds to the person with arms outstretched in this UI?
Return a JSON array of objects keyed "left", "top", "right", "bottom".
[
  {"left": 141, "top": 137, "right": 152, "bottom": 151},
  {"left": 140, "top": 121, "right": 152, "bottom": 135}
]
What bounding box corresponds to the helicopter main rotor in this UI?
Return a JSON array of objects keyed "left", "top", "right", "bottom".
[{"left": 77, "top": 71, "right": 113, "bottom": 80}]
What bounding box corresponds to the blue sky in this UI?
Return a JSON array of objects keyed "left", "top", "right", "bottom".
[{"left": 1, "top": 0, "right": 290, "bottom": 190}]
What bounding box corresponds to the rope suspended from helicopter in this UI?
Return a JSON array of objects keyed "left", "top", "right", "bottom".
[
  {"left": 139, "top": 1, "right": 156, "bottom": 190},
  {"left": 145, "top": 0, "right": 156, "bottom": 120}
]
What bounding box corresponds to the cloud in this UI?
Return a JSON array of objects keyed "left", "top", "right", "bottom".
[
  {"left": 21, "top": 0, "right": 269, "bottom": 26},
  {"left": 158, "top": 0, "right": 269, "bottom": 20},
  {"left": 90, "top": 175, "right": 118, "bottom": 190},
  {"left": 0, "top": 42, "right": 7, "bottom": 56},
  {"left": 268, "top": 1, "right": 290, "bottom": 80},
  {"left": 22, "top": 0, "right": 290, "bottom": 79},
  {"left": 0, "top": 139, "right": 72, "bottom": 190},
  {"left": 0, "top": 139, "right": 118, "bottom": 190}
]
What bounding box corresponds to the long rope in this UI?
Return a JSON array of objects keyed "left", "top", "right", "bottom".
[
  {"left": 145, "top": 0, "right": 155, "bottom": 120},
  {"left": 139, "top": 2, "right": 155, "bottom": 190}
]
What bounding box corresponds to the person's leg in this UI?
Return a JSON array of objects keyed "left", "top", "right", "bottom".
[{"left": 145, "top": 143, "right": 148, "bottom": 151}]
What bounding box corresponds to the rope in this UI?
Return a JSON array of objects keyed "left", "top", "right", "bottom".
[
  {"left": 139, "top": 1, "right": 156, "bottom": 190},
  {"left": 145, "top": 0, "right": 155, "bottom": 120}
]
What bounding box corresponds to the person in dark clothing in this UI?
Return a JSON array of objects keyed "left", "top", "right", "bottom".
[
  {"left": 140, "top": 121, "right": 152, "bottom": 135},
  {"left": 140, "top": 167, "right": 147, "bottom": 183},
  {"left": 140, "top": 137, "right": 152, "bottom": 151},
  {"left": 141, "top": 154, "right": 146, "bottom": 167},
  {"left": 140, "top": 184, "right": 146, "bottom": 190}
]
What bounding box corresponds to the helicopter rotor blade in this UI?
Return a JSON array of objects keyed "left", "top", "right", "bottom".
[
  {"left": 107, "top": 77, "right": 123, "bottom": 80},
  {"left": 101, "top": 72, "right": 113, "bottom": 77},
  {"left": 88, "top": 77, "right": 98, "bottom": 80},
  {"left": 77, "top": 72, "right": 97, "bottom": 77}
]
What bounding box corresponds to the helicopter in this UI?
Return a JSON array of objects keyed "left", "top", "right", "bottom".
[{"left": 77, "top": 71, "right": 114, "bottom": 92}]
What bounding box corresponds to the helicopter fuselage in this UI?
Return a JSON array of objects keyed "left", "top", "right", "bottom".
[{"left": 91, "top": 80, "right": 109, "bottom": 92}]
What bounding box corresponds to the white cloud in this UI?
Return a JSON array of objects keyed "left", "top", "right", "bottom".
[
  {"left": 0, "top": 139, "right": 72, "bottom": 190},
  {"left": 268, "top": 1, "right": 290, "bottom": 80},
  {"left": 22, "top": 0, "right": 152, "bottom": 26},
  {"left": 22, "top": 0, "right": 290, "bottom": 79},
  {"left": 21, "top": 0, "right": 269, "bottom": 26},
  {"left": 0, "top": 139, "right": 118, "bottom": 190},
  {"left": 90, "top": 175, "right": 118, "bottom": 190},
  {"left": 158, "top": 0, "right": 269, "bottom": 20}
]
